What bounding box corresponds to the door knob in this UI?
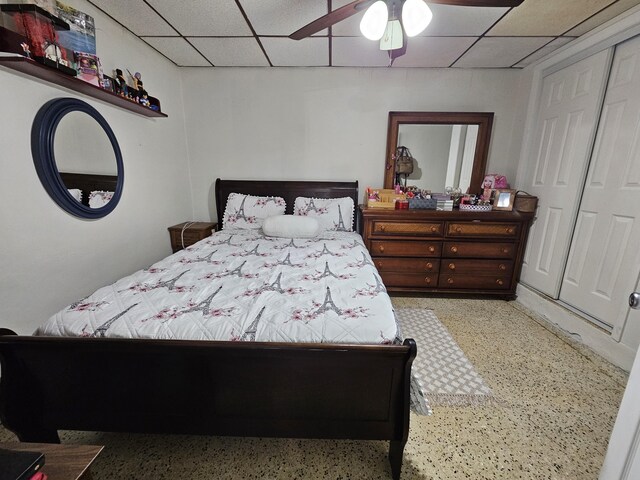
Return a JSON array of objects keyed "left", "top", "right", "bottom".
[{"left": 630, "top": 292, "right": 640, "bottom": 310}]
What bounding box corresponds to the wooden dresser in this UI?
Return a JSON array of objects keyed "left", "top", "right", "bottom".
[{"left": 360, "top": 207, "right": 534, "bottom": 298}]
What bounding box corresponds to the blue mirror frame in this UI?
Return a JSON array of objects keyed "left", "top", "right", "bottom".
[{"left": 31, "top": 97, "right": 124, "bottom": 219}]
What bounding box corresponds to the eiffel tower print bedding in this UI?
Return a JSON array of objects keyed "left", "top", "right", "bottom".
[{"left": 36, "top": 229, "right": 399, "bottom": 344}]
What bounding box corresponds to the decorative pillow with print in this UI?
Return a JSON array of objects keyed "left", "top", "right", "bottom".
[
  {"left": 223, "top": 193, "right": 286, "bottom": 230},
  {"left": 293, "top": 196, "right": 354, "bottom": 232},
  {"left": 88, "top": 190, "right": 113, "bottom": 208}
]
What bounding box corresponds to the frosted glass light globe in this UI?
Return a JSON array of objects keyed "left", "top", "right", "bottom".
[
  {"left": 360, "top": 0, "right": 389, "bottom": 41},
  {"left": 402, "top": 0, "right": 433, "bottom": 37}
]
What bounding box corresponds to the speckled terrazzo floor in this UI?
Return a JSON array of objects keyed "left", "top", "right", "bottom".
[{"left": 0, "top": 298, "right": 628, "bottom": 479}]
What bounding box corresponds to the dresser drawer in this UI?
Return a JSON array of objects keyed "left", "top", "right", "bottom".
[
  {"left": 446, "top": 222, "right": 519, "bottom": 238},
  {"left": 370, "top": 240, "right": 442, "bottom": 257},
  {"left": 443, "top": 242, "right": 516, "bottom": 259},
  {"left": 381, "top": 272, "right": 438, "bottom": 288},
  {"left": 373, "top": 257, "right": 440, "bottom": 273},
  {"left": 438, "top": 274, "right": 511, "bottom": 290},
  {"left": 441, "top": 259, "right": 513, "bottom": 275},
  {"left": 372, "top": 221, "right": 443, "bottom": 236}
]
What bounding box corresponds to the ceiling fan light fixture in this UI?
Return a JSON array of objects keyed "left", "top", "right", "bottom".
[
  {"left": 402, "top": 0, "right": 432, "bottom": 37},
  {"left": 360, "top": 0, "right": 388, "bottom": 41},
  {"left": 380, "top": 19, "right": 403, "bottom": 51}
]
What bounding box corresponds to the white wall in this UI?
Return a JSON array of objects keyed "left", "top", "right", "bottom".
[
  {"left": 0, "top": 0, "right": 193, "bottom": 334},
  {"left": 180, "top": 67, "right": 527, "bottom": 221}
]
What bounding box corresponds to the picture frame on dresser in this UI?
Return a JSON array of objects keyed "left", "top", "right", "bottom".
[{"left": 492, "top": 189, "right": 516, "bottom": 211}]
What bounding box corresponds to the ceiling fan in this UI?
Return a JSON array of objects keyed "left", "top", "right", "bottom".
[{"left": 290, "top": 0, "right": 525, "bottom": 62}]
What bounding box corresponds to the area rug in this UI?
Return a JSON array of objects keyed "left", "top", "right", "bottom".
[{"left": 397, "top": 308, "right": 498, "bottom": 407}]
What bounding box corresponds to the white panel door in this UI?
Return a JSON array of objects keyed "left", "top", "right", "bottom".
[
  {"left": 599, "top": 326, "right": 640, "bottom": 480},
  {"left": 560, "top": 36, "right": 640, "bottom": 338},
  {"left": 520, "top": 50, "right": 612, "bottom": 297}
]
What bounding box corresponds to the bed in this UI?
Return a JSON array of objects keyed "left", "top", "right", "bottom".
[
  {"left": 59, "top": 172, "right": 117, "bottom": 207},
  {"left": 0, "top": 179, "right": 418, "bottom": 480}
]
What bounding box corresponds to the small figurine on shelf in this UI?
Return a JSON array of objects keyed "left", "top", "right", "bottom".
[
  {"left": 113, "top": 68, "right": 128, "bottom": 96},
  {"left": 20, "top": 42, "right": 32, "bottom": 58},
  {"left": 127, "top": 69, "right": 142, "bottom": 90},
  {"left": 138, "top": 89, "right": 151, "bottom": 107}
]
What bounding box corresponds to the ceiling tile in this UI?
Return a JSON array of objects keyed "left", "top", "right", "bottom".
[
  {"left": 566, "top": 0, "right": 640, "bottom": 36},
  {"left": 240, "top": 0, "right": 328, "bottom": 36},
  {"left": 488, "top": 0, "right": 617, "bottom": 36},
  {"left": 454, "top": 37, "right": 552, "bottom": 68},
  {"left": 142, "top": 37, "right": 210, "bottom": 66},
  {"left": 260, "top": 38, "right": 328, "bottom": 66},
  {"left": 189, "top": 37, "right": 270, "bottom": 66},
  {"left": 514, "top": 37, "right": 574, "bottom": 68},
  {"left": 331, "top": 0, "right": 367, "bottom": 37},
  {"left": 332, "top": 37, "right": 391, "bottom": 67},
  {"left": 88, "top": 0, "right": 177, "bottom": 36},
  {"left": 419, "top": 4, "right": 509, "bottom": 36},
  {"left": 392, "top": 37, "right": 478, "bottom": 68},
  {"left": 146, "top": 0, "right": 252, "bottom": 36}
]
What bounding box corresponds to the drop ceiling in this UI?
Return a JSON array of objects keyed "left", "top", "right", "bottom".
[{"left": 87, "top": 0, "right": 640, "bottom": 68}]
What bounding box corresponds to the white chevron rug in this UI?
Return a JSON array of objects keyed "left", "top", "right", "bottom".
[{"left": 397, "top": 308, "right": 498, "bottom": 407}]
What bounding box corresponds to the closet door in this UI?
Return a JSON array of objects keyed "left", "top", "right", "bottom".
[
  {"left": 520, "top": 50, "right": 612, "bottom": 297},
  {"left": 559, "top": 36, "right": 640, "bottom": 337}
]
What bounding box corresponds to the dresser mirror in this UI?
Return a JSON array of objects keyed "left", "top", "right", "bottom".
[
  {"left": 32, "top": 97, "right": 123, "bottom": 219},
  {"left": 384, "top": 112, "right": 494, "bottom": 195}
]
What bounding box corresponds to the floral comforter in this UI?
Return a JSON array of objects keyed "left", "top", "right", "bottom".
[{"left": 36, "top": 229, "right": 399, "bottom": 344}]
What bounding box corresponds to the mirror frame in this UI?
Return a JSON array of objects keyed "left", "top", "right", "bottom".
[
  {"left": 384, "top": 111, "right": 494, "bottom": 195},
  {"left": 31, "top": 97, "right": 124, "bottom": 219}
]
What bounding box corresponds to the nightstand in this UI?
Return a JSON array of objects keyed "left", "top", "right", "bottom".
[{"left": 168, "top": 222, "right": 217, "bottom": 253}]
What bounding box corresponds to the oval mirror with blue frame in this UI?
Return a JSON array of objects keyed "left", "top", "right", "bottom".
[{"left": 31, "top": 97, "right": 124, "bottom": 219}]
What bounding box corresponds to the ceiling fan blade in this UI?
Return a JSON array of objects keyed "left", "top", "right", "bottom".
[
  {"left": 427, "top": 0, "right": 524, "bottom": 6},
  {"left": 289, "top": 0, "right": 374, "bottom": 40}
]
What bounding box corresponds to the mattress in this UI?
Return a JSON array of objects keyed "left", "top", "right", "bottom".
[{"left": 36, "top": 229, "right": 399, "bottom": 344}]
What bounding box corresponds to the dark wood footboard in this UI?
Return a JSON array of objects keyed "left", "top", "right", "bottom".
[{"left": 0, "top": 333, "right": 415, "bottom": 479}]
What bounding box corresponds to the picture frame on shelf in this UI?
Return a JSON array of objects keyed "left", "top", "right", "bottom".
[{"left": 492, "top": 189, "right": 516, "bottom": 211}]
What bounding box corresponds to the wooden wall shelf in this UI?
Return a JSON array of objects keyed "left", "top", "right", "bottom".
[{"left": 0, "top": 56, "right": 168, "bottom": 118}]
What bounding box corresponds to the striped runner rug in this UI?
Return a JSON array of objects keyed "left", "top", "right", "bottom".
[{"left": 397, "top": 308, "right": 499, "bottom": 407}]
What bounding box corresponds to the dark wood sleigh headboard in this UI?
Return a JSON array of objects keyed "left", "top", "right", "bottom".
[{"left": 215, "top": 179, "right": 360, "bottom": 230}]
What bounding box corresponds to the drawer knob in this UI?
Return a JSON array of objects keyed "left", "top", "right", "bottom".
[
  {"left": 506, "top": 227, "right": 515, "bottom": 234},
  {"left": 448, "top": 263, "right": 456, "bottom": 270},
  {"left": 496, "top": 279, "right": 504, "bottom": 286},
  {"left": 502, "top": 247, "right": 510, "bottom": 254},
  {"left": 447, "top": 278, "right": 454, "bottom": 285},
  {"left": 377, "top": 262, "right": 383, "bottom": 269},
  {"left": 450, "top": 246, "right": 458, "bottom": 253},
  {"left": 456, "top": 227, "right": 462, "bottom": 233},
  {"left": 379, "top": 245, "right": 385, "bottom": 253},
  {"left": 428, "top": 246, "right": 435, "bottom": 253},
  {"left": 425, "top": 262, "right": 433, "bottom": 270},
  {"left": 380, "top": 225, "right": 386, "bottom": 232},
  {"left": 499, "top": 264, "right": 506, "bottom": 271},
  {"left": 424, "top": 277, "right": 432, "bottom": 284},
  {"left": 430, "top": 226, "right": 437, "bottom": 233}
]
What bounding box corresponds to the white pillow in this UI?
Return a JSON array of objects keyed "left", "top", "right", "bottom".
[
  {"left": 222, "top": 193, "right": 286, "bottom": 230},
  {"left": 68, "top": 188, "right": 82, "bottom": 202},
  {"left": 293, "top": 196, "right": 354, "bottom": 232},
  {"left": 89, "top": 191, "right": 113, "bottom": 208},
  {"left": 262, "top": 215, "right": 320, "bottom": 238}
]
